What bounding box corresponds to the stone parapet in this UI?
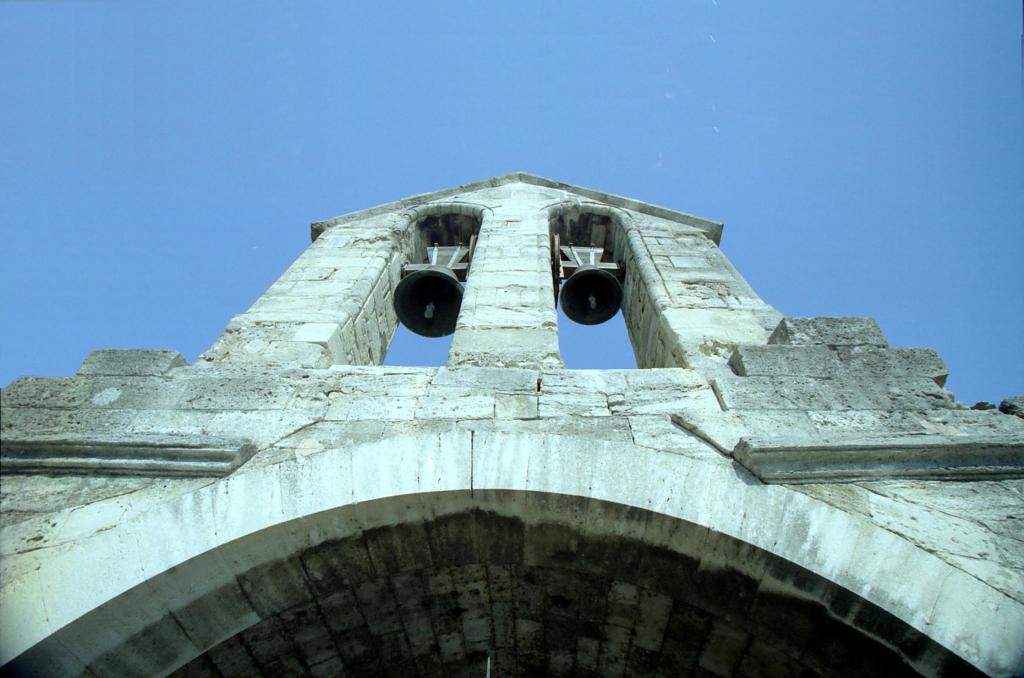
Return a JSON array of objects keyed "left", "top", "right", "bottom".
[{"left": 707, "top": 316, "right": 1024, "bottom": 483}]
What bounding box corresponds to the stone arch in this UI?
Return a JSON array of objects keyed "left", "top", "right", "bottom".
[
  {"left": 1, "top": 432, "right": 1018, "bottom": 676},
  {"left": 399, "top": 202, "right": 490, "bottom": 265},
  {"left": 382, "top": 202, "right": 490, "bottom": 351},
  {"left": 545, "top": 200, "right": 682, "bottom": 368}
]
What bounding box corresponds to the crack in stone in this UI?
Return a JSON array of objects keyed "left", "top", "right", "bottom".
[{"left": 669, "top": 413, "right": 733, "bottom": 457}]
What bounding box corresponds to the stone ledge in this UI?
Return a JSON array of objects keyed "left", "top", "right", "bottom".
[
  {"left": 733, "top": 433, "right": 1024, "bottom": 483},
  {"left": 0, "top": 434, "right": 256, "bottom": 477}
]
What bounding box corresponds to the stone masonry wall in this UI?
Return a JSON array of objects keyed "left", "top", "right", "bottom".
[
  {"left": 447, "top": 190, "right": 561, "bottom": 369},
  {"left": 197, "top": 176, "right": 768, "bottom": 375},
  {"left": 1, "top": 174, "right": 1022, "bottom": 677},
  {"left": 200, "top": 213, "right": 405, "bottom": 368}
]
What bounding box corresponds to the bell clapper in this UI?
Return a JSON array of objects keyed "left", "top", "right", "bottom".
[
  {"left": 424, "top": 301, "right": 435, "bottom": 320},
  {"left": 588, "top": 294, "right": 597, "bottom": 310}
]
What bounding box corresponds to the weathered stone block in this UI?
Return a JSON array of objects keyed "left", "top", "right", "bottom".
[
  {"left": 494, "top": 394, "right": 538, "bottom": 419},
  {"left": 291, "top": 323, "right": 345, "bottom": 361},
  {"left": 325, "top": 395, "right": 419, "bottom": 421},
  {"left": 608, "top": 383, "right": 719, "bottom": 416},
  {"left": 432, "top": 366, "right": 538, "bottom": 393},
  {"left": 698, "top": 619, "right": 749, "bottom": 676},
  {"left": 79, "top": 377, "right": 185, "bottom": 410},
  {"left": 623, "top": 368, "right": 708, "bottom": 392},
  {"left": 540, "top": 369, "right": 627, "bottom": 395},
  {"left": 415, "top": 395, "right": 494, "bottom": 420},
  {"left": 999, "top": 396, "right": 1024, "bottom": 419},
  {"left": 538, "top": 391, "right": 610, "bottom": 418},
  {"left": 1, "top": 377, "right": 91, "bottom": 409},
  {"left": 322, "top": 365, "right": 434, "bottom": 395},
  {"left": 768, "top": 317, "right": 888, "bottom": 348},
  {"left": 227, "top": 340, "right": 332, "bottom": 369},
  {"left": 728, "top": 345, "right": 842, "bottom": 378},
  {"left": 714, "top": 375, "right": 956, "bottom": 412},
  {"left": 178, "top": 377, "right": 296, "bottom": 411},
  {"left": 173, "top": 581, "right": 259, "bottom": 650},
  {"left": 838, "top": 347, "right": 949, "bottom": 386},
  {"left": 458, "top": 416, "right": 633, "bottom": 441},
  {"left": 77, "top": 349, "right": 187, "bottom": 376},
  {"left": 448, "top": 327, "right": 562, "bottom": 370},
  {"left": 207, "top": 637, "right": 261, "bottom": 676}
]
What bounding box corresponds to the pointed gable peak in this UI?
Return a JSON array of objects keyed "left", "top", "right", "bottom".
[{"left": 312, "top": 172, "right": 723, "bottom": 243}]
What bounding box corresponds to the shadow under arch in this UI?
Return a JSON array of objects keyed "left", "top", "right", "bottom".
[{"left": 5, "top": 487, "right": 981, "bottom": 677}]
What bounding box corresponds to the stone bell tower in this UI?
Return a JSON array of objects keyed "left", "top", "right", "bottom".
[{"left": 1, "top": 173, "right": 1023, "bottom": 677}]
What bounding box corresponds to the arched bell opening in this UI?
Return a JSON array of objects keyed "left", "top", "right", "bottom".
[
  {"left": 549, "top": 207, "right": 636, "bottom": 368},
  {"left": 387, "top": 206, "right": 483, "bottom": 361},
  {"left": 10, "top": 490, "right": 978, "bottom": 677}
]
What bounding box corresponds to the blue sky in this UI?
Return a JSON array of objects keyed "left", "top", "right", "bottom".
[{"left": 1, "top": 1, "right": 1021, "bottom": 405}]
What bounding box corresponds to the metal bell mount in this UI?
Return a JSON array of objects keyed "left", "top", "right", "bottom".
[
  {"left": 393, "top": 238, "right": 475, "bottom": 337},
  {"left": 553, "top": 235, "right": 624, "bottom": 325}
]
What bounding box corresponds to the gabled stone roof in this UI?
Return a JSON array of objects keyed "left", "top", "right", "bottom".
[{"left": 311, "top": 171, "right": 724, "bottom": 243}]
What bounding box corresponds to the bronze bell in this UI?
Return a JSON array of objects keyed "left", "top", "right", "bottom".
[
  {"left": 559, "top": 265, "right": 623, "bottom": 325},
  {"left": 393, "top": 265, "right": 463, "bottom": 337}
]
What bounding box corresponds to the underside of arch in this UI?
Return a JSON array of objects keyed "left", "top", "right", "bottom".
[{"left": 5, "top": 491, "right": 978, "bottom": 678}]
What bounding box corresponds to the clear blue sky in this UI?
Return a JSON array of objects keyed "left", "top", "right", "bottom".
[{"left": 1, "top": 2, "right": 1021, "bottom": 405}]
